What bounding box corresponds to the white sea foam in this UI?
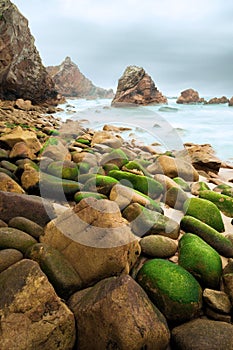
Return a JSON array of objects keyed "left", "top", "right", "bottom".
[{"left": 56, "top": 97, "right": 233, "bottom": 161}]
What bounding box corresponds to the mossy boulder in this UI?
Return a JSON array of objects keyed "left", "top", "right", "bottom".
[
  {"left": 82, "top": 175, "right": 119, "bottom": 196},
  {"left": 178, "top": 233, "right": 222, "bottom": 289},
  {"left": 136, "top": 259, "right": 202, "bottom": 323},
  {"left": 123, "top": 160, "right": 152, "bottom": 177},
  {"left": 26, "top": 243, "right": 82, "bottom": 299},
  {"left": 109, "top": 184, "right": 163, "bottom": 213},
  {"left": 164, "top": 186, "right": 188, "bottom": 210},
  {"left": 46, "top": 160, "right": 79, "bottom": 180},
  {"left": 180, "top": 215, "right": 233, "bottom": 257},
  {"left": 199, "top": 190, "right": 233, "bottom": 217},
  {"left": 183, "top": 197, "right": 224, "bottom": 232},
  {"left": 108, "top": 170, "right": 164, "bottom": 198},
  {"left": 40, "top": 172, "right": 81, "bottom": 198},
  {"left": 140, "top": 235, "right": 177, "bottom": 258},
  {"left": 102, "top": 163, "right": 119, "bottom": 175},
  {"left": 74, "top": 191, "right": 107, "bottom": 203},
  {"left": 191, "top": 181, "right": 210, "bottom": 195},
  {"left": 123, "top": 203, "right": 180, "bottom": 239},
  {"left": 173, "top": 177, "right": 190, "bottom": 191},
  {"left": 100, "top": 148, "right": 128, "bottom": 168},
  {"left": 0, "top": 227, "right": 37, "bottom": 253}
]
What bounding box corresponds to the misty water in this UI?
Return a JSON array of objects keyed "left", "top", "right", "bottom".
[{"left": 57, "top": 98, "right": 233, "bottom": 162}]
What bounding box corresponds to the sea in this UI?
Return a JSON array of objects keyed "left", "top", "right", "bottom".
[{"left": 56, "top": 97, "right": 233, "bottom": 163}]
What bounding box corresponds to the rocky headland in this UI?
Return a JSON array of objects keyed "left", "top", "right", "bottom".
[
  {"left": 47, "top": 57, "right": 114, "bottom": 99},
  {"left": 112, "top": 65, "right": 167, "bottom": 106}
]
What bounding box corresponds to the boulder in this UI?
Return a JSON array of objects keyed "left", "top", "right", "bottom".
[
  {"left": 0, "top": 172, "right": 25, "bottom": 193},
  {"left": 8, "top": 216, "right": 44, "bottom": 239},
  {"left": 0, "top": 249, "right": 23, "bottom": 272},
  {"left": 47, "top": 56, "right": 114, "bottom": 99},
  {"left": 176, "top": 88, "right": 205, "bottom": 104},
  {"left": 140, "top": 235, "right": 178, "bottom": 258},
  {"left": 40, "top": 198, "right": 141, "bottom": 287},
  {"left": 0, "top": 126, "right": 42, "bottom": 154},
  {"left": 0, "top": 191, "right": 56, "bottom": 226},
  {"left": 9, "top": 141, "right": 36, "bottom": 159},
  {"left": 183, "top": 197, "right": 224, "bottom": 232},
  {"left": 91, "top": 130, "right": 123, "bottom": 148},
  {"left": 0, "top": 259, "right": 75, "bottom": 350},
  {"left": 147, "top": 155, "right": 199, "bottom": 181},
  {"left": 199, "top": 190, "right": 233, "bottom": 217},
  {"left": 136, "top": 258, "right": 202, "bottom": 323},
  {"left": 184, "top": 143, "right": 222, "bottom": 174},
  {"left": 15, "top": 98, "right": 33, "bottom": 111},
  {"left": 178, "top": 233, "right": 222, "bottom": 289},
  {"left": 0, "top": 0, "right": 57, "bottom": 102},
  {"left": 203, "top": 289, "right": 231, "bottom": 314},
  {"left": 68, "top": 275, "right": 170, "bottom": 350},
  {"left": 123, "top": 203, "right": 180, "bottom": 239},
  {"left": 229, "top": 96, "right": 233, "bottom": 106},
  {"left": 111, "top": 66, "right": 167, "bottom": 106},
  {"left": 171, "top": 318, "right": 233, "bottom": 350}
]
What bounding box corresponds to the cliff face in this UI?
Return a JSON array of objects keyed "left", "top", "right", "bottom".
[
  {"left": 46, "top": 57, "right": 114, "bottom": 99},
  {"left": 111, "top": 66, "right": 167, "bottom": 106},
  {"left": 0, "top": 0, "right": 57, "bottom": 103}
]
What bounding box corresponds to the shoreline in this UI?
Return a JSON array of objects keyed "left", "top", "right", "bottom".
[{"left": 1, "top": 101, "right": 233, "bottom": 348}]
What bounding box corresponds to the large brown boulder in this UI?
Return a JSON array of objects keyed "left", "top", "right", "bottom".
[
  {"left": 111, "top": 66, "right": 167, "bottom": 106},
  {"left": 176, "top": 88, "right": 205, "bottom": 104},
  {"left": 229, "top": 96, "right": 233, "bottom": 106},
  {"left": 47, "top": 56, "right": 114, "bottom": 99},
  {"left": 40, "top": 198, "right": 141, "bottom": 287},
  {"left": 68, "top": 275, "right": 170, "bottom": 350},
  {"left": 0, "top": 0, "right": 57, "bottom": 103},
  {"left": 0, "top": 259, "right": 75, "bottom": 350}
]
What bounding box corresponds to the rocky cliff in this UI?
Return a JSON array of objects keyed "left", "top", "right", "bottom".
[
  {"left": 0, "top": 0, "right": 57, "bottom": 103},
  {"left": 111, "top": 66, "right": 167, "bottom": 106},
  {"left": 46, "top": 57, "right": 114, "bottom": 99}
]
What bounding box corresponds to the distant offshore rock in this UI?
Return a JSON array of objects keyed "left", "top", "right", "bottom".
[
  {"left": 229, "top": 97, "right": 233, "bottom": 106},
  {"left": 0, "top": 0, "right": 57, "bottom": 103},
  {"left": 176, "top": 89, "right": 206, "bottom": 104},
  {"left": 207, "top": 96, "right": 229, "bottom": 104},
  {"left": 111, "top": 66, "right": 167, "bottom": 106},
  {"left": 47, "top": 56, "right": 114, "bottom": 99}
]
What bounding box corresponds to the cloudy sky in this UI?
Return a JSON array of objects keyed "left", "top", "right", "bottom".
[{"left": 13, "top": 0, "right": 233, "bottom": 96}]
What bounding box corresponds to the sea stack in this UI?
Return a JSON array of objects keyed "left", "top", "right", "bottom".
[
  {"left": 47, "top": 57, "right": 114, "bottom": 99},
  {"left": 176, "top": 89, "right": 206, "bottom": 104},
  {"left": 0, "top": 0, "right": 57, "bottom": 103},
  {"left": 111, "top": 66, "right": 167, "bottom": 106}
]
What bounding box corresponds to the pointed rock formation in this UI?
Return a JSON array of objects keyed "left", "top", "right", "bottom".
[
  {"left": 46, "top": 57, "right": 114, "bottom": 99},
  {"left": 111, "top": 66, "right": 167, "bottom": 106},
  {"left": 0, "top": 0, "right": 57, "bottom": 103},
  {"left": 176, "top": 89, "right": 206, "bottom": 104}
]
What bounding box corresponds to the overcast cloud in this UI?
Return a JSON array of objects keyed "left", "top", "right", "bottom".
[{"left": 12, "top": 0, "right": 233, "bottom": 96}]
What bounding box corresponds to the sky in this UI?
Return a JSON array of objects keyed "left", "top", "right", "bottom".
[{"left": 12, "top": 0, "right": 233, "bottom": 97}]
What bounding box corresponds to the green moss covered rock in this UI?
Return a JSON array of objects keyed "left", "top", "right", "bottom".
[
  {"left": 178, "top": 233, "right": 222, "bottom": 289},
  {"left": 26, "top": 243, "right": 82, "bottom": 299},
  {"left": 180, "top": 215, "right": 233, "bottom": 257},
  {"left": 40, "top": 172, "right": 81, "bottom": 197},
  {"left": 0, "top": 227, "right": 37, "bottom": 253},
  {"left": 47, "top": 160, "right": 79, "bottom": 180},
  {"left": 136, "top": 259, "right": 202, "bottom": 323},
  {"left": 123, "top": 203, "right": 180, "bottom": 239},
  {"left": 183, "top": 197, "right": 224, "bottom": 232},
  {"left": 82, "top": 175, "right": 119, "bottom": 195},
  {"left": 100, "top": 148, "right": 128, "bottom": 168},
  {"left": 74, "top": 191, "right": 107, "bottom": 203},
  {"left": 199, "top": 190, "right": 233, "bottom": 217},
  {"left": 173, "top": 177, "right": 190, "bottom": 191},
  {"left": 108, "top": 170, "right": 164, "bottom": 198},
  {"left": 164, "top": 186, "right": 188, "bottom": 210},
  {"left": 123, "top": 160, "right": 152, "bottom": 177}
]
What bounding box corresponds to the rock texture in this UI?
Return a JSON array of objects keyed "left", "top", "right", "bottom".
[
  {"left": 0, "top": 0, "right": 57, "bottom": 103},
  {"left": 0, "top": 259, "right": 75, "bottom": 350},
  {"left": 47, "top": 56, "right": 114, "bottom": 99},
  {"left": 68, "top": 275, "right": 170, "bottom": 350},
  {"left": 229, "top": 96, "right": 233, "bottom": 106},
  {"left": 111, "top": 65, "right": 167, "bottom": 106},
  {"left": 207, "top": 96, "right": 229, "bottom": 104},
  {"left": 176, "top": 88, "right": 205, "bottom": 104}
]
